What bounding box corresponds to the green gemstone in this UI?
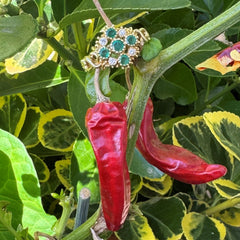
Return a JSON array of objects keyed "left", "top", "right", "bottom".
[
  {"left": 112, "top": 39, "right": 124, "bottom": 52},
  {"left": 120, "top": 54, "right": 130, "bottom": 66},
  {"left": 106, "top": 28, "right": 116, "bottom": 38},
  {"left": 126, "top": 35, "right": 137, "bottom": 45},
  {"left": 99, "top": 47, "right": 110, "bottom": 58}
]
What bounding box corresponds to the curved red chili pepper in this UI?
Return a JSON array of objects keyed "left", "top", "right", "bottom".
[
  {"left": 86, "top": 102, "right": 130, "bottom": 231},
  {"left": 126, "top": 98, "right": 227, "bottom": 184}
]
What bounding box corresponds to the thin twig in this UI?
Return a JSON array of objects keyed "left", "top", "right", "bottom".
[
  {"left": 125, "top": 68, "right": 132, "bottom": 91},
  {"left": 92, "top": 0, "right": 112, "bottom": 27}
]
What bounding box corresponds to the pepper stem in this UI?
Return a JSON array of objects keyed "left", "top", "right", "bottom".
[
  {"left": 94, "top": 68, "right": 109, "bottom": 102},
  {"left": 92, "top": 0, "right": 112, "bottom": 27},
  {"left": 125, "top": 68, "right": 132, "bottom": 91}
]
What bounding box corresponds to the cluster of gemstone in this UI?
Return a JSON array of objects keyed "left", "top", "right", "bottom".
[{"left": 81, "top": 25, "right": 150, "bottom": 71}]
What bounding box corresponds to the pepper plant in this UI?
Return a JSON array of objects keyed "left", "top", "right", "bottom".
[{"left": 1, "top": 0, "right": 240, "bottom": 239}]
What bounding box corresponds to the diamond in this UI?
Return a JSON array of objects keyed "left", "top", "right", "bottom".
[
  {"left": 119, "top": 54, "right": 130, "bottom": 66},
  {"left": 106, "top": 28, "right": 117, "bottom": 38},
  {"left": 128, "top": 47, "right": 137, "bottom": 56},
  {"left": 112, "top": 39, "right": 125, "bottom": 52},
  {"left": 108, "top": 57, "right": 118, "bottom": 66},
  {"left": 118, "top": 28, "right": 126, "bottom": 37},
  {"left": 99, "top": 47, "right": 110, "bottom": 59},
  {"left": 99, "top": 37, "right": 108, "bottom": 46},
  {"left": 126, "top": 35, "right": 137, "bottom": 46}
]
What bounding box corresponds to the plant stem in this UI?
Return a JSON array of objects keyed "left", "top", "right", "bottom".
[
  {"left": 55, "top": 191, "right": 75, "bottom": 240},
  {"left": 62, "top": 207, "right": 100, "bottom": 240},
  {"left": 126, "top": 2, "right": 240, "bottom": 167},
  {"left": 203, "top": 197, "right": 240, "bottom": 215},
  {"left": 74, "top": 188, "right": 91, "bottom": 229},
  {"left": 44, "top": 37, "right": 82, "bottom": 70},
  {"left": 94, "top": 68, "right": 109, "bottom": 102}
]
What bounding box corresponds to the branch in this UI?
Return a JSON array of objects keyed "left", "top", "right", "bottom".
[{"left": 126, "top": 2, "right": 240, "bottom": 166}]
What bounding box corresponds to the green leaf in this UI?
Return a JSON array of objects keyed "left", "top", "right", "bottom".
[
  {"left": 68, "top": 70, "right": 90, "bottom": 137},
  {"left": 38, "top": 109, "right": 80, "bottom": 152},
  {"left": 182, "top": 212, "right": 226, "bottom": 240},
  {"left": 153, "top": 28, "right": 220, "bottom": 51},
  {"left": 59, "top": 0, "right": 191, "bottom": 29},
  {"left": 173, "top": 116, "right": 232, "bottom": 178},
  {"left": 0, "top": 94, "right": 27, "bottom": 137},
  {"left": 225, "top": 224, "right": 240, "bottom": 240},
  {"left": 152, "top": 8, "right": 195, "bottom": 29},
  {"left": 19, "top": 107, "right": 42, "bottom": 148},
  {"left": 51, "top": 0, "right": 81, "bottom": 23},
  {"left": 116, "top": 215, "right": 156, "bottom": 240},
  {"left": 130, "top": 148, "right": 164, "bottom": 179},
  {"left": 141, "top": 38, "right": 162, "bottom": 62},
  {"left": 0, "top": 14, "right": 38, "bottom": 61},
  {"left": 0, "top": 129, "right": 56, "bottom": 238},
  {"left": 31, "top": 153, "right": 50, "bottom": 183},
  {"left": 191, "top": 0, "right": 224, "bottom": 17},
  {"left": 109, "top": 80, "right": 128, "bottom": 103},
  {"left": 70, "top": 137, "right": 100, "bottom": 203},
  {"left": 85, "top": 68, "right": 111, "bottom": 104},
  {"left": 174, "top": 193, "right": 193, "bottom": 211},
  {"left": 153, "top": 28, "right": 192, "bottom": 48},
  {"left": 139, "top": 197, "right": 186, "bottom": 240},
  {"left": 0, "top": 61, "right": 69, "bottom": 96},
  {"left": 203, "top": 111, "right": 240, "bottom": 162},
  {"left": 153, "top": 62, "right": 197, "bottom": 105}
]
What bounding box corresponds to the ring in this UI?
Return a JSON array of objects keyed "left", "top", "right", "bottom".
[{"left": 81, "top": 25, "right": 150, "bottom": 71}]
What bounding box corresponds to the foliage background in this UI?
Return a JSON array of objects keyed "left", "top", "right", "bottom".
[{"left": 1, "top": 0, "right": 240, "bottom": 239}]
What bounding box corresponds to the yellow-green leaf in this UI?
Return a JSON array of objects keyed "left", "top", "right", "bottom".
[
  {"left": 143, "top": 175, "right": 173, "bottom": 196},
  {"left": 140, "top": 197, "right": 186, "bottom": 240},
  {"left": 213, "top": 179, "right": 240, "bottom": 199},
  {"left": 5, "top": 32, "right": 62, "bottom": 74},
  {"left": 0, "top": 94, "right": 26, "bottom": 137},
  {"left": 182, "top": 212, "right": 226, "bottom": 240},
  {"left": 190, "top": 200, "right": 209, "bottom": 213},
  {"left": 55, "top": 160, "right": 71, "bottom": 189},
  {"left": 203, "top": 111, "right": 240, "bottom": 162},
  {"left": 30, "top": 153, "right": 50, "bottom": 183},
  {"left": 38, "top": 109, "right": 80, "bottom": 152},
  {"left": 131, "top": 174, "right": 143, "bottom": 201},
  {"left": 173, "top": 115, "right": 232, "bottom": 178},
  {"left": 19, "top": 107, "right": 42, "bottom": 148},
  {"left": 215, "top": 207, "right": 240, "bottom": 227},
  {"left": 116, "top": 215, "right": 156, "bottom": 240}
]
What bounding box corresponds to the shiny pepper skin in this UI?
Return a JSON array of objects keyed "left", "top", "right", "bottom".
[
  {"left": 86, "top": 102, "right": 131, "bottom": 231},
  {"left": 127, "top": 98, "right": 227, "bottom": 184}
]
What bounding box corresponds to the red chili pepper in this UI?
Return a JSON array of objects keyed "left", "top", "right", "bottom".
[
  {"left": 126, "top": 98, "right": 227, "bottom": 184},
  {"left": 86, "top": 101, "right": 131, "bottom": 231}
]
